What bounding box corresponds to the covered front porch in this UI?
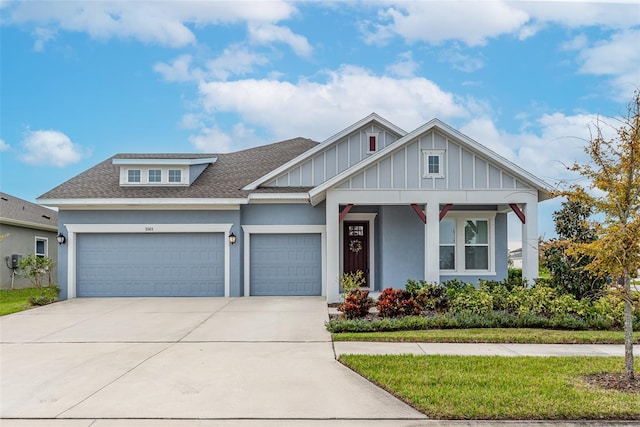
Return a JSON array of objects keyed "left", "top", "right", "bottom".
[{"left": 324, "top": 190, "right": 539, "bottom": 303}]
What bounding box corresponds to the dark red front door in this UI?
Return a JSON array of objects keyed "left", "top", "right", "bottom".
[{"left": 343, "top": 221, "right": 369, "bottom": 286}]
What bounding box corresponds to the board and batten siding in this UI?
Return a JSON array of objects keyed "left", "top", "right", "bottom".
[
  {"left": 265, "top": 124, "right": 401, "bottom": 187},
  {"left": 336, "top": 130, "right": 535, "bottom": 191}
]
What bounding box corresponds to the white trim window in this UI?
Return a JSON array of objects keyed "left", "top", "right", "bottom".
[
  {"left": 423, "top": 149, "right": 445, "bottom": 178},
  {"left": 439, "top": 213, "right": 495, "bottom": 274},
  {"left": 35, "top": 237, "right": 48, "bottom": 258},
  {"left": 148, "top": 169, "right": 162, "bottom": 183},
  {"left": 168, "top": 169, "right": 182, "bottom": 183},
  {"left": 127, "top": 169, "right": 141, "bottom": 183}
]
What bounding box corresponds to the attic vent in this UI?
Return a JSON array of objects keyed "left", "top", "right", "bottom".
[
  {"left": 1, "top": 197, "right": 7, "bottom": 201},
  {"left": 42, "top": 215, "right": 51, "bottom": 220}
]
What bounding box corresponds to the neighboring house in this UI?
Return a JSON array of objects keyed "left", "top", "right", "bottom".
[
  {"left": 0, "top": 192, "right": 58, "bottom": 289},
  {"left": 38, "top": 114, "right": 553, "bottom": 302},
  {"left": 508, "top": 248, "right": 523, "bottom": 269}
]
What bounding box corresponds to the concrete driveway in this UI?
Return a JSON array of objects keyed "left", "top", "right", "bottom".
[{"left": 0, "top": 297, "right": 425, "bottom": 422}]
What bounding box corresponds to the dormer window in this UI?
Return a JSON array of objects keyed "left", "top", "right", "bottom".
[
  {"left": 148, "top": 169, "right": 161, "bottom": 183},
  {"left": 168, "top": 169, "right": 182, "bottom": 183},
  {"left": 128, "top": 169, "right": 141, "bottom": 183},
  {"left": 114, "top": 157, "right": 217, "bottom": 187},
  {"left": 366, "top": 132, "right": 380, "bottom": 154}
]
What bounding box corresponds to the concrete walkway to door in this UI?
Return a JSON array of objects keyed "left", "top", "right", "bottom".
[{"left": 0, "top": 297, "right": 425, "bottom": 424}]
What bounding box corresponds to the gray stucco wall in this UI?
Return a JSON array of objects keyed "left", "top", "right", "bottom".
[
  {"left": 0, "top": 224, "right": 58, "bottom": 290},
  {"left": 57, "top": 210, "right": 241, "bottom": 300},
  {"left": 378, "top": 205, "right": 425, "bottom": 290}
]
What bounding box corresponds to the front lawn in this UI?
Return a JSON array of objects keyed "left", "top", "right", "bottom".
[
  {"left": 332, "top": 328, "right": 640, "bottom": 344},
  {"left": 0, "top": 287, "right": 57, "bottom": 316},
  {"left": 340, "top": 354, "right": 640, "bottom": 419}
]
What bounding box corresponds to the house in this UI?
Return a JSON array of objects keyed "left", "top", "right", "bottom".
[
  {"left": 1, "top": 192, "right": 59, "bottom": 289},
  {"left": 508, "top": 247, "right": 523, "bottom": 269},
  {"left": 37, "top": 114, "right": 553, "bottom": 302}
]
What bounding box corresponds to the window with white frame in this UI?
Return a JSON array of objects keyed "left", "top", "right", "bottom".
[
  {"left": 127, "top": 169, "right": 141, "bottom": 183},
  {"left": 35, "top": 237, "right": 48, "bottom": 258},
  {"left": 423, "top": 150, "right": 445, "bottom": 178},
  {"left": 439, "top": 214, "right": 494, "bottom": 273},
  {"left": 168, "top": 169, "right": 182, "bottom": 183},
  {"left": 148, "top": 169, "right": 162, "bottom": 183}
]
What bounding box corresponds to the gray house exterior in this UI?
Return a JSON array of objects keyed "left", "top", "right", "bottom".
[
  {"left": 1, "top": 192, "right": 59, "bottom": 289},
  {"left": 38, "top": 114, "right": 553, "bottom": 302}
]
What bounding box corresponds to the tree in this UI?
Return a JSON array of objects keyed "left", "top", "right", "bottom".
[
  {"left": 563, "top": 90, "right": 640, "bottom": 380},
  {"left": 17, "top": 254, "right": 58, "bottom": 306},
  {"left": 540, "top": 200, "right": 606, "bottom": 300}
]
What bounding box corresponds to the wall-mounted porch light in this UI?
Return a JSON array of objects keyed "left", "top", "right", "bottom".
[
  {"left": 228, "top": 232, "right": 237, "bottom": 245},
  {"left": 56, "top": 233, "right": 66, "bottom": 245}
]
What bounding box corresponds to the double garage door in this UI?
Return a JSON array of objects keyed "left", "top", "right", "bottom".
[
  {"left": 76, "top": 232, "right": 322, "bottom": 297},
  {"left": 77, "top": 233, "right": 224, "bottom": 297}
]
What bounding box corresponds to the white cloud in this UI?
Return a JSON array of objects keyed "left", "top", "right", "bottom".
[
  {"left": 385, "top": 51, "right": 418, "bottom": 77},
  {"left": 19, "top": 129, "right": 87, "bottom": 167},
  {"left": 439, "top": 47, "right": 484, "bottom": 73},
  {"left": 0, "top": 138, "right": 9, "bottom": 151},
  {"left": 154, "top": 46, "right": 270, "bottom": 83},
  {"left": 188, "top": 125, "right": 233, "bottom": 153},
  {"left": 5, "top": 1, "right": 297, "bottom": 48},
  {"left": 196, "top": 65, "right": 469, "bottom": 141},
  {"left": 31, "top": 26, "right": 56, "bottom": 51},
  {"left": 248, "top": 23, "right": 312, "bottom": 57},
  {"left": 153, "top": 54, "right": 203, "bottom": 82},
  {"left": 520, "top": 2, "right": 640, "bottom": 30},
  {"left": 206, "top": 45, "right": 270, "bottom": 80},
  {"left": 574, "top": 29, "right": 640, "bottom": 100},
  {"left": 364, "top": 1, "right": 529, "bottom": 47}
]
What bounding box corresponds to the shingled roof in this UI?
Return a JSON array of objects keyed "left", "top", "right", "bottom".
[
  {"left": 38, "top": 137, "right": 318, "bottom": 200},
  {"left": 0, "top": 192, "right": 58, "bottom": 230}
]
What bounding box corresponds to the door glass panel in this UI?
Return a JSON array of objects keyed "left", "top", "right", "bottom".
[{"left": 348, "top": 225, "right": 364, "bottom": 236}]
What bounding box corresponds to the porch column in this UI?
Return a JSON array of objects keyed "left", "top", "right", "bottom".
[
  {"left": 521, "top": 199, "right": 539, "bottom": 286},
  {"left": 425, "top": 202, "right": 440, "bottom": 283},
  {"left": 326, "top": 193, "right": 340, "bottom": 303}
]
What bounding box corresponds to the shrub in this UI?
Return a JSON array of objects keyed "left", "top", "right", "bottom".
[
  {"left": 449, "top": 287, "right": 494, "bottom": 316},
  {"left": 377, "top": 286, "right": 427, "bottom": 318},
  {"left": 340, "top": 270, "right": 365, "bottom": 295},
  {"left": 338, "top": 289, "right": 374, "bottom": 319}
]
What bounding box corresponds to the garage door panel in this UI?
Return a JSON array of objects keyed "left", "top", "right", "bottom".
[
  {"left": 250, "top": 233, "right": 321, "bottom": 296},
  {"left": 77, "top": 233, "right": 224, "bottom": 297}
]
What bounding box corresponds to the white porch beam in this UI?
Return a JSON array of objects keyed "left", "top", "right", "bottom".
[
  {"left": 425, "top": 203, "right": 440, "bottom": 283},
  {"left": 521, "top": 199, "right": 539, "bottom": 286},
  {"left": 326, "top": 193, "right": 341, "bottom": 303}
]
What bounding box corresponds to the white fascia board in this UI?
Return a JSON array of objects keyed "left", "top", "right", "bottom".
[
  {"left": 0, "top": 217, "right": 58, "bottom": 232},
  {"left": 247, "top": 193, "right": 310, "bottom": 203},
  {"left": 112, "top": 157, "right": 217, "bottom": 166},
  {"left": 309, "top": 119, "right": 555, "bottom": 203},
  {"left": 241, "top": 113, "right": 407, "bottom": 191},
  {"left": 37, "top": 198, "right": 247, "bottom": 209}
]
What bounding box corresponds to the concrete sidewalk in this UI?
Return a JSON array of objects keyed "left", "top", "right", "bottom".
[{"left": 334, "top": 342, "right": 638, "bottom": 357}]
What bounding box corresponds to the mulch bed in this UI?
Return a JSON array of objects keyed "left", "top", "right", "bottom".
[{"left": 582, "top": 373, "right": 640, "bottom": 393}]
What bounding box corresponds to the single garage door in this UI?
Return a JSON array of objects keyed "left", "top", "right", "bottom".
[
  {"left": 77, "top": 233, "right": 224, "bottom": 297},
  {"left": 250, "top": 233, "right": 321, "bottom": 296}
]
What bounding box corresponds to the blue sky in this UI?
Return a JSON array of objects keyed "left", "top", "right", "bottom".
[{"left": 1, "top": 1, "right": 639, "bottom": 245}]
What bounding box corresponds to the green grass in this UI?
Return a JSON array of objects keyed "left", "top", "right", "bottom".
[
  {"left": 0, "top": 287, "right": 56, "bottom": 316},
  {"left": 340, "top": 354, "right": 640, "bottom": 419},
  {"left": 333, "top": 328, "right": 640, "bottom": 344}
]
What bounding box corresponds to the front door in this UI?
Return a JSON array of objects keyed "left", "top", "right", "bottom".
[{"left": 343, "top": 221, "right": 369, "bottom": 286}]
